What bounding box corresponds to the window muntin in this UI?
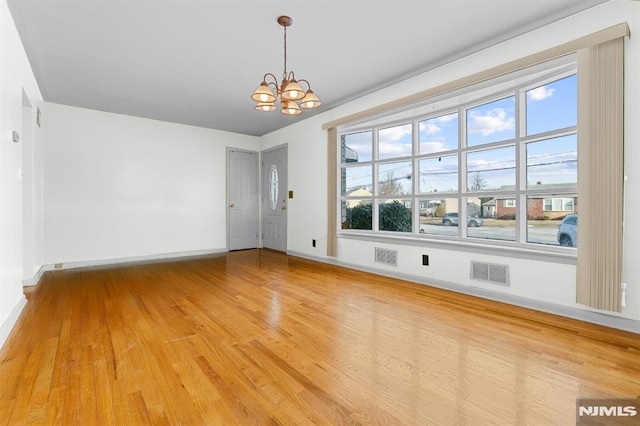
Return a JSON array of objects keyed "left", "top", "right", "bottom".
[
  {"left": 419, "top": 113, "right": 458, "bottom": 154},
  {"left": 466, "top": 96, "right": 516, "bottom": 147},
  {"left": 339, "top": 63, "right": 577, "bottom": 251},
  {"left": 526, "top": 74, "right": 577, "bottom": 136},
  {"left": 419, "top": 155, "right": 458, "bottom": 193},
  {"left": 378, "top": 124, "right": 412, "bottom": 160}
]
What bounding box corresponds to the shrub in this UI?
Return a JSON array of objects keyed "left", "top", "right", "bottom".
[
  {"left": 379, "top": 201, "right": 412, "bottom": 232},
  {"left": 347, "top": 203, "right": 373, "bottom": 230}
]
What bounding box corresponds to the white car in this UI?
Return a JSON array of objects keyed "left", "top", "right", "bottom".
[{"left": 557, "top": 214, "right": 577, "bottom": 247}]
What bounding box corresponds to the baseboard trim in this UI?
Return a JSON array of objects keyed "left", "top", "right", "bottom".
[
  {"left": 287, "top": 250, "right": 640, "bottom": 335},
  {"left": 0, "top": 295, "right": 27, "bottom": 351},
  {"left": 39, "top": 248, "right": 229, "bottom": 274},
  {"left": 23, "top": 265, "right": 46, "bottom": 287}
]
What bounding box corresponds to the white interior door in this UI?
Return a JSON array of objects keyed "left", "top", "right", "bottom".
[
  {"left": 228, "top": 149, "right": 259, "bottom": 251},
  {"left": 262, "top": 146, "right": 287, "bottom": 252}
]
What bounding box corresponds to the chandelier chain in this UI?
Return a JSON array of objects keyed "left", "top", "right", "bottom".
[{"left": 283, "top": 25, "right": 288, "bottom": 80}]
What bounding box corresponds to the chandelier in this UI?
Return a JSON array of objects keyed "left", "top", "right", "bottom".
[{"left": 251, "top": 16, "right": 321, "bottom": 115}]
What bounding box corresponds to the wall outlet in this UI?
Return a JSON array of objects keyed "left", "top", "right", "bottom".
[
  {"left": 312, "top": 239, "right": 316, "bottom": 248},
  {"left": 422, "top": 255, "right": 429, "bottom": 266}
]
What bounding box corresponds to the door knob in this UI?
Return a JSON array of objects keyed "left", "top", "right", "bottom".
[{"left": 230, "top": 203, "right": 235, "bottom": 208}]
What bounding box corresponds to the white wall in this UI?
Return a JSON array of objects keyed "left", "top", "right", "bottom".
[
  {"left": 43, "top": 103, "right": 259, "bottom": 265},
  {"left": 262, "top": 0, "right": 640, "bottom": 326},
  {"left": 0, "top": 0, "right": 43, "bottom": 346}
]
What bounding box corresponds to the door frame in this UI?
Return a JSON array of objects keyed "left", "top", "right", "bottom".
[
  {"left": 260, "top": 143, "right": 288, "bottom": 251},
  {"left": 226, "top": 147, "right": 260, "bottom": 251}
]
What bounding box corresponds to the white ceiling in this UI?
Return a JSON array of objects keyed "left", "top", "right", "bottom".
[{"left": 8, "top": 0, "right": 607, "bottom": 136}]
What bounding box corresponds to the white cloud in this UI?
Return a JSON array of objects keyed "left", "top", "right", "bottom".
[
  {"left": 419, "top": 113, "right": 457, "bottom": 136},
  {"left": 435, "top": 113, "right": 457, "bottom": 123},
  {"left": 419, "top": 121, "right": 441, "bottom": 135},
  {"left": 379, "top": 125, "right": 412, "bottom": 142},
  {"left": 419, "top": 141, "right": 449, "bottom": 154},
  {"left": 527, "top": 85, "right": 555, "bottom": 101},
  {"left": 467, "top": 108, "right": 514, "bottom": 136},
  {"left": 379, "top": 142, "right": 412, "bottom": 158}
]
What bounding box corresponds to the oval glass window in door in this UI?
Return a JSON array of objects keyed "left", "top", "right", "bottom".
[{"left": 269, "top": 164, "right": 279, "bottom": 210}]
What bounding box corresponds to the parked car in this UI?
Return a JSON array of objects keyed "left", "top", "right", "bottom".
[
  {"left": 557, "top": 214, "right": 577, "bottom": 247},
  {"left": 442, "top": 212, "right": 483, "bottom": 227}
]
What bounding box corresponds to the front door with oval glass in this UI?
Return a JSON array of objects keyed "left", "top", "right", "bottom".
[{"left": 262, "top": 146, "right": 287, "bottom": 252}]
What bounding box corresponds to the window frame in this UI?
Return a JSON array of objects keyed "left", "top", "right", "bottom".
[{"left": 338, "top": 58, "right": 578, "bottom": 254}]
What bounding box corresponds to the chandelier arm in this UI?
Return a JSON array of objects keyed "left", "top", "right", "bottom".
[
  {"left": 296, "top": 79, "right": 312, "bottom": 90},
  {"left": 263, "top": 73, "right": 278, "bottom": 83}
]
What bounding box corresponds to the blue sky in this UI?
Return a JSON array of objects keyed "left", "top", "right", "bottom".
[{"left": 342, "top": 73, "right": 577, "bottom": 194}]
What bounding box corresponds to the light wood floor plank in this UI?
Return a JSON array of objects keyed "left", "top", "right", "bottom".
[{"left": 2, "top": 249, "right": 640, "bottom": 425}]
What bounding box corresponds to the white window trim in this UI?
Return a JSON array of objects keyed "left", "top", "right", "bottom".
[{"left": 338, "top": 56, "right": 578, "bottom": 255}]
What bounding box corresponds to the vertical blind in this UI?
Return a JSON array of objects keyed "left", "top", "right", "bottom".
[
  {"left": 576, "top": 37, "right": 626, "bottom": 312},
  {"left": 327, "top": 127, "right": 338, "bottom": 257}
]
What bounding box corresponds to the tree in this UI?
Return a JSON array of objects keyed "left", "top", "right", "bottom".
[
  {"left": 379, "top": 201, "right": 412, "bottom": 232},
  {"left": 379, "top": 171, "right": 405, "bottom": 195},
  {"left": 468, "top": 172, "right": 487, "bottom": 191},
  {"left": 434, "top": 204, "right": 446, "bottom": 218},
  {"left": 348, "top": 203, "right": 373, "bottom": 230}
]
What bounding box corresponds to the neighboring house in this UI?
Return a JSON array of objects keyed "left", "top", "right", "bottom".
[
  {"left": 482, "top": 199, "right": 496, "bottom": 218},
  {"left": 346, "top": 189, "right": 372, "bottom": 207},
  {"left": 488, "top": 184, "right": 578, "bottom": 219}
]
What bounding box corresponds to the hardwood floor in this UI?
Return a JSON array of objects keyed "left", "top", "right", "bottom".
[{"left": 1, "top": 249, "right": 639, "bottom": 425}]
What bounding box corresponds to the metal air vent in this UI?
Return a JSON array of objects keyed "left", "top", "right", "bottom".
[
  {"left": 470, "top": 261, "right": 509, "bottom": 286},
  {"left": 375, "top": 247, "right": 398, "bottom": 267}
]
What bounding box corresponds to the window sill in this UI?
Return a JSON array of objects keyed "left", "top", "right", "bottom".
[{"left": 338, "top": 231, "right": 577, "bottom": 265}]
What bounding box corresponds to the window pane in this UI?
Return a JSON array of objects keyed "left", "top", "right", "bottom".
[
  {"left": 468, "top": 197, "right": 515, "bottom": 241},
  {"left": 341, "top": 131, "right": 372, "bottom": 163},
  {"left": 378, "top": 124, "right": 412, "bottom": 160},
  {"left": 526, "top": 195, "right": 577, "bottom": 247},
  {"left": 467, "top": 146, "right": 515, "bottom": 192},
  {"left": 419, "top": 155, "right": 458, "bottom": 193},
  {"left": 341, "top": 165, "right": 372, "bottom": 197},
  {"left": 419, "top": 198, "right": 458, "bottom": 236},
  {"left": 526, "top": 134, "right": 577, "bottom": 189},
  {"left": 379, "top": 200, "right": 412, "bottom": 233},
  {"left": 378, "top": 162, "right": 412, "bottom": 196},
  {"left": 467, "top": 96, "right": 515, "bottom": 146},
  {"left": 419, "top": 113, "right": 458, "bottom": 154},
  {"left": 342, "top": 200, "right": 372, "bottom": 230},
  {"left": 526, "top": 74, "right": 577, "bottom": 136}
]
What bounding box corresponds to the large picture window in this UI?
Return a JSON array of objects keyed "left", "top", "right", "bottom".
[{"left": 339, "top": 58, "right": 578, "bottom": 250}]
